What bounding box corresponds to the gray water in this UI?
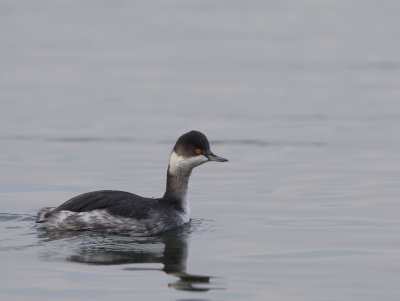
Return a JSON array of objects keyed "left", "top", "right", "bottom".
[{"left": 1, "top": 1, "right": 400, "bottom": 300}]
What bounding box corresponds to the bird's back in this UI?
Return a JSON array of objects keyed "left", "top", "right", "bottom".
[{"left": 48, "top": 190, "right": 156, "bottom": 219}]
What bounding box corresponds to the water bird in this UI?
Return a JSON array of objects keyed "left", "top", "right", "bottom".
[{"left": 37, "top": 131, "right": 228, "bottom": 236}]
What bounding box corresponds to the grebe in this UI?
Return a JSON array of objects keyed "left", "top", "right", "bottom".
[{"left": 37, "top": 131, "right": 228, "bottom": 236}]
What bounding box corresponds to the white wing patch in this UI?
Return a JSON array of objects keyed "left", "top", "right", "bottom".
[{"left": 36, "top": 208, "right": 188, "bottom": 236}]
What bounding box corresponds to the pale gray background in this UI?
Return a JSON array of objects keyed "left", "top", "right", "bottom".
[{"left": 1, "top": 1, "right": 400, "bottom": 300}]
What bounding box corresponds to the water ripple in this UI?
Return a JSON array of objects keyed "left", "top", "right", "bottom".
[
  {"left": 257, "top": 218, "right": 399, "bottom": 228},
  {"left": 242, "top": 249, "right": 378, "bottom": 260}
]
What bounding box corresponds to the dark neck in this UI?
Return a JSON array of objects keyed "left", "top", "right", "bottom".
[{"left": 163, "top": 166, "right": 192, "bottom": 205}]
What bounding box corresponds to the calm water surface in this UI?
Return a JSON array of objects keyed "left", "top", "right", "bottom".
[{"left": 1, "top": 1, "right": 400, "bottom": 300}]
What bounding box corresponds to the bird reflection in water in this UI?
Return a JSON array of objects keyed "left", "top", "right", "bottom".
[{"left": 38, "top": 222, "right": 224, "bottom": 292}]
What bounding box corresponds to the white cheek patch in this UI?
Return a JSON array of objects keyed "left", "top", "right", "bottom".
[{"left": 169, "top": 151, "right": 208, "bottom": 174}]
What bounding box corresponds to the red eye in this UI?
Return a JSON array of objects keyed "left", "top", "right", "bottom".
[{"left": 195, "top": 148, "right": 202, "bottom": 154}]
